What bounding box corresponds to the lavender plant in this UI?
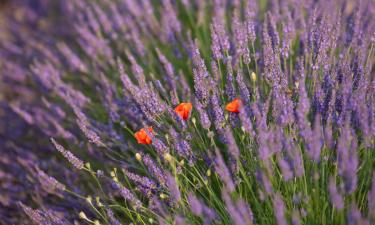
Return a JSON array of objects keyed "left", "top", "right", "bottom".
[{"left": 1, "top": 0, "right": 375, "bottom": 224}]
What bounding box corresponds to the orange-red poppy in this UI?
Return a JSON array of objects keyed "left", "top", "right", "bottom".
[
  {"left": 225, "top": 98, "right": 242, "bottom": 113},
  {"left": 174, "top": 102, "right": 193, "bottom": 120},
  {"left": 135, "top": 127, "right": 153, "bottom": 144}
]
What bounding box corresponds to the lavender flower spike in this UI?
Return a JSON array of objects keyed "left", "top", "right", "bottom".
[
  {"left": 273, "top": 194, "right": 287, "bottom": 225},
  {"left": 214, "top": 149, "right": 235, "bottom": 192},
  {"left": 166, "top": 172, "right": 181, "bottom": 203},
  {"left": 51, "top": 138, "right": 84, "bottom": 170},
  {"left": 328, "top": 177, "right": 344, "bottom": 210}
]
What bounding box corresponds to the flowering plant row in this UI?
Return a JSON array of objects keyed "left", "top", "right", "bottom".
[{"left": 0, "top": 0, "right": 374, "bottom": 225}]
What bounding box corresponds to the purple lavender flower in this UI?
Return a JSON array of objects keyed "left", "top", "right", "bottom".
[
  {"left": 337, "top": 118, "right": 358, "bottom": 194},
  {"left": 187, "top": 193, "right": 217, "bottom": 224},
  {"left": 166, "top": 172, "right": 181, "bottom": 203},
  {"left": 245, "top": 1, "right": 257, "bottom": 44},
  {"left": 124, "top": 170, "right": 157, "bottom": 192},
  {"left": 347, "top": 204, "right": 370, "bottom": 225},
  {"left": 51, "top": 138, "right": 84, "bottom": 170},
  {"left": 256, "top": 170, "right": 273, "bottom": 195},
  {"left": 142, "top": 154, "right": 167, "bottom": 186},
  {"left": 169, "top": 128, "right": 193, "bottom": 160},
  {"left": 277, "top": 155, "right": 293, "bottom": 181},
  {"left": 156, "top": 48, "right": 176, "bottom": 91},
  {"left": 191, "top": 41, "right": 211, "bottom": 106},
  {"left": 195, "top": 99, "right": 212, "bottom": 130},
  {"left": 119, "top": 185, "right": 142, "bottom": 209},
  {"left": 223, "top": 128, "right": 240, "bottom": 160},
  {"left": 225, "top": 60, "right": 236, "bottom": 101},
  {"left": 76, "top": 118, "right": 105, "bottom": 147},
  {"left": 3, "top": 1, "right": 375, "bottom": 224},
  {"left": 238, "top": 108, "right": 255, "bottom": 136},
  {"left": 236, "top": 198, "right": 254, "bottom": 225},
  {"left": 212, "top": 18, "right": 230, "bottom": 54},
  {"left": 18, "top": 202, "right": 48, "bottom": 225},
  {"left": 35, "top": 167, "right": 65, "bottom": 195},
  {"left": 235, "top": 70, "right": 251, "bottom": 106},
  {"left": 106, "top": 208, "right": 121, "bottom": 225},
  {"left": 211, "top": 24, "right": 223, "bottom": 60},
  {"left": 209, "top": 92, "right": 226, "bottom": 132},
  {"left": 232, "top": 10, "right": 251, "bottom": 64},
  {"left": 328, "top": 177, "right": 344, "bottom": 210},
  {"left": 272, "top": 194, "right": 287, "bottom": 225},
  {"left": 56, "top": 42, "right": 88, "bottom": 73},
  {"left": 222, "top": 189, "right": 247, "bottom": 225},
  {"left": 214, "top": 149, "right": 235, "bottom": 192}
]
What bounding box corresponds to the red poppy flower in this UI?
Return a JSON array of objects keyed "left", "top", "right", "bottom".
[
  {"left": 135, "top": 127, "right": 153, "bottom": 144},
  {"left": 225, "top": 98, "right": 242, "bottom": 113},
  {"left": 174, "top": 102, "right": 193, "bottom": 120}
]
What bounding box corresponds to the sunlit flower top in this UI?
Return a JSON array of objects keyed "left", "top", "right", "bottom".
[
  {"left": 135, "top": 127, "right": 153, "bottom": 144},
  {"left": 174, "top": 103, "right": 193, "bottom": 120},
  {"left": 225, "top": 98, "right": 242, "bottom": 113}
]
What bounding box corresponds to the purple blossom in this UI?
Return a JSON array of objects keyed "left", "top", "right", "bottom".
[
  {"left": 76, "top": 118, "right": 105, "bottom": 147},
  {"left": 272, "top": 194, "right": 287, "bottom": 225},
  {"left": 225, "top": 60, "right": 236, "bottom": 101},
  {"left": 337, "top": 118, "right": 358, "bottom": 194},
  {"left": 236, "top": 198, "right": 254, "bottom": 225},
  {"left": 223, "top": 128, "right": 240, "bottom": 160},
  {"left": 222, "top": 189, "right": 247, "bottom": 225},
  {"left": 328, "top": 177, "right": 344, "bottom": 210},
  {"left": 209, "top": 92, "right": 226, "bottom": 132},
  {"left": 56, "top": 42, "right": 88, "bottom": 73},
  {"left": 256, "top": 170, "right": 273, "bottom": 195},
  {"left": 347, "top": 204, "right": 370, "bottom": 225},
  {"left": 214, "top": 149, "right": 235, "bottom": 192},
  {"left": 245, "top": 1, "right": 257, "bottom": 44},
  {"left": 18, "top": 202, "right": 49, "bottom": 225},
  {"left": 211, "top": 24, "right": 223, "bottom": 60},
  {"left": 191, "top": 41, "right": 211, "bottom": 105},
  {"left": 187, "top": 193, "right": 217, "bottom": 224},
  {"left": 232, "top": 10, "right": 251, "bottom": 64},
  {"left": 124, "top": 170, "right": 157, "bottom": 192},
  {"left": 277, "top": 155, "right": 293, "bottom": 181},
  {"left": 235, "top": 70, "right": 251, "bottom": 106},
  {"left": 166, "top": 172, "right": 181, "bottom": 203},
  {"left": 2, "top": 1, "right": 375, "bottom": 224},
  {"left": 106, "top": 208, "right": 121, "bottom": 225},
  {"left": 118, "top": 185, "right": 142, "bottom": 209},
  {"left": 51, "top": 138, "right": 84, "bottom": 170},
  {"left": 142, "top": 154, "right": 167, "bottom": 186},
  {"left": 169, "top": 128, "right": 193, "bottom": 160},
  {"left": 212, "top": 18, "right": 230, "bottom": 54},
  {"left": 35, "top": 167, "right": 65, "bottom": 194},
  {"left": 195, "top": 99, "right": 212, "bottom": 130}
]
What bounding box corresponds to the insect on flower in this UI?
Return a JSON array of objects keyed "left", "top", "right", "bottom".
[
  {"left": 174, "top": 103, "right": 193, "bottom": 120},
  {"left": 135, "top": 127, "right": 153, "bottom": 144},
  {"left": 225, "top": 98, "right": 242, "bottom": 113}
]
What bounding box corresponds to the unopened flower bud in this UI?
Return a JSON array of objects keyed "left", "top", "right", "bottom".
[
  {"left": 79, "top": 211, "right": 88, "bottom": 220},
  {"left": 206, "top": 169, "right": 211, "bottom": 177},
  {"left": 251, "top": 72, "right": 257, "bottom": 82},
  {"left": 86, "top": 196, "right": 92, "bottom": 204},
  {"left": 164, "top": 153, "right": 173, "bottom": 162},
  {"left": 135, "top": 153, "right": 142, "bottom": 161}
]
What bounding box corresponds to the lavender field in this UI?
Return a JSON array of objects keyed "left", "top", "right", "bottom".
[{"left": 0, "top": 0, "right": 374, "bottom": 224}]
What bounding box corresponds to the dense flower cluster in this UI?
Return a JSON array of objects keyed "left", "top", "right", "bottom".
[{"left": 0, "top": 0, "right": 374, "bottom": 224}]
